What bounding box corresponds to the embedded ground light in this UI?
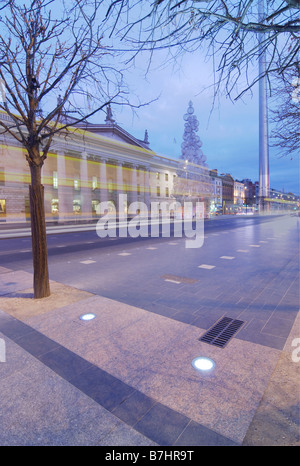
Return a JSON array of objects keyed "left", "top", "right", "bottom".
[
  {"left": 80, "top": 313, "right": 96, "bottom": 321},
  {"left": 192, "top": 357, "right": 215, "bottom": 372}
]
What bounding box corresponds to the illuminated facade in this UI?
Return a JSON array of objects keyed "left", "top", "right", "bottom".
[
  {"left": 0, "top": 108, "right": 213, "bottom": 223},
  {"left": 220, "top": 173, "right": 234, "bottom": 213},
  {"left": 209, "top": 169, "right": 223, "bottom": 214},
  {"left": 267, "top": 188, "right": 300, "bottom": 212},
  {"left": 233, "top": 180, "right": 245, "bottom": 211}
]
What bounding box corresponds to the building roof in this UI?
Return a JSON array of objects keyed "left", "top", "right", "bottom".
[{"left": 63, "top": 105, "right": 151, "bottom": 150}]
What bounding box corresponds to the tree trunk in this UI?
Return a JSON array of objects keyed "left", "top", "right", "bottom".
[{"left": 29, "top": 163, "right": 50, "bottom": 299}]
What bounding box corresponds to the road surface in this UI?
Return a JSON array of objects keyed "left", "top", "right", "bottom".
[{"left": 0, "top": 214, "right": 298, "bottom": 350}]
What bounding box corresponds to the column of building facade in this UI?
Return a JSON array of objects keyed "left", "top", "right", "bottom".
[
  {"left": 80, "top": 152, "right": 92, "bottom": 219},
  {"left": 130, "top": 163, "right": 138, "bottom": 205},
  {"left": 56, "top": 151, "right": 69, "bottom": 220},
  {"left": 144, "top": 165, "right": 151, "bottom": 209},
  {"left": 116, "top": 161, "right": 124, "bottom": 214},
  {"left": 99, "top": 157, "right": 108, "bottom": 204}
]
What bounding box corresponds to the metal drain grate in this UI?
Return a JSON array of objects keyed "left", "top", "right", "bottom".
[{"left": 199, "top": 317, "right": 245, "bottom": 348}]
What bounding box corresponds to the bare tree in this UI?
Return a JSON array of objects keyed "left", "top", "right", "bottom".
[
  {"left": 0, "top": 0, "right": 134, "bottom": 298},
  {"left": 270, "top": 64, "right": 300, "bottom": 157},
  {"left": 106, "top": 0, "right": 300, "bottom": 100}
]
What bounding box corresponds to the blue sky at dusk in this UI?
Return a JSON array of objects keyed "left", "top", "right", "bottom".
[{"left": 100, "top": 49, "right": 299, "bottom": 195}]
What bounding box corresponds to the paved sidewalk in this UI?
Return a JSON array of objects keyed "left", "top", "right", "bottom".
[{"left": 0, "top": 267, "right": 299, "bottom": 446}]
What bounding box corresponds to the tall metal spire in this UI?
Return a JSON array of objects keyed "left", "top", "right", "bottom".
[{"left": 258, "top": 0, "right": 270, "bottom": 212}]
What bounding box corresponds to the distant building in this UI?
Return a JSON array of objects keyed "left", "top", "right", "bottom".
[
  {"left": 268, "top": 188, "right": 299, "bottom": 212},
  {"left": 220, "top": 173, "right": 234, "bottom": 213},
  {"left": 233, "top": 180, "right": 245, "bottom": 212},
  {"left": 173, "top": 160, "right": 213, "bottom": 217},
  {"left": 242, "top": 179, "right": 258, "bottom": 207},
  {"left": 209, "top": 169, "right": 223, "bottom": 214}
]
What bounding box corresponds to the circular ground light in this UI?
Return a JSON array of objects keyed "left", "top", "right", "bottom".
[
  {"left": 192, "top": 357, "right": 215, "bottom": 372},
  {"left": 80, "top": 313, "right": 96, "bottom": 321}
]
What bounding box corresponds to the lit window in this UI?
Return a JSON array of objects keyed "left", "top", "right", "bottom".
[
  {"left": 92, "top": 176, "right": 98, "bottom": 190},
  {"left": 165, "top": 173, "right": 169, "bottom": 181},
  {"left": 0, "top": 199, "right": 6, "bottom": 214},
  {"left": 51, "top": 199, "right": 59, "bottom": 214},
  {"left": 92, "top": 199, "right": 100, "bottom": 214},
  {"left": 74, "top": 178, "right": 80, "bottom": 190},
  {"left": 0, "top": 167, "right": 4, "bottom": 185},
  {"left": 53, "top": 171, "right": 58, "bottom": 189},
  {"left": 73, "top": 199, "right": 81, "bottom": 214}
]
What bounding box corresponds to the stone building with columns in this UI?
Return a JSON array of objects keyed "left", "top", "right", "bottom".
[{"left": 0, "top": 107, "right": 213, "bottom": 223}]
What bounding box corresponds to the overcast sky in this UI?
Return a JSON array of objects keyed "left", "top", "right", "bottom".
[{"left": 97, "top": 47, "right": 299, "bottom": 195}]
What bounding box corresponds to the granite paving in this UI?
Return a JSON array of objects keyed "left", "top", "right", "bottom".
[{"left": 0, "top": 215, "right": 299, "bottom": 446}]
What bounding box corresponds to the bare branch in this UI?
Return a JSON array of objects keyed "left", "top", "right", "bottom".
[
  {"left": 270, "top": 64, "right": 300, "bottom": 157},
  {"left": 0, "top": 0, "right": 144, "bottom": 164},
  {"left": 106, "top": 0, "right": 300, "bottom": 99}
]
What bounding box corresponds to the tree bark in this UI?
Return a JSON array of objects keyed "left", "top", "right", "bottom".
[{"left": 29, "top": 163, "right": 50, "bottom": 299}]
